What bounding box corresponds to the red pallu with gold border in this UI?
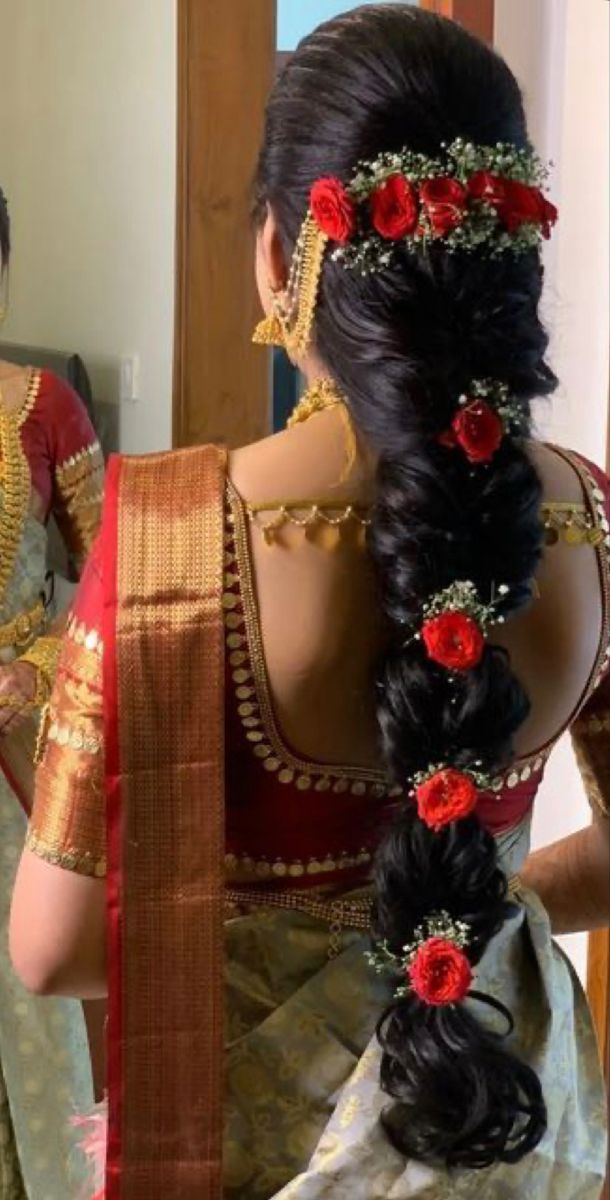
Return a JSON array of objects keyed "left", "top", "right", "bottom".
[{"left": 101, "top": 445, "right": 226, "bottom": 1199}]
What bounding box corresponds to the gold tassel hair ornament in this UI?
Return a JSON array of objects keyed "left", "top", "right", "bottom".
[{"left": 253, "top": 213, "right": 328, "bottom": 358}]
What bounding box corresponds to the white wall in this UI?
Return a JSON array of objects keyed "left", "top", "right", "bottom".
[
  {"left": 496, "top": 0, "right": 610, "bottom": 981},
  {"left": 0, "top": 0, "right": 176, "bottom": 454}
]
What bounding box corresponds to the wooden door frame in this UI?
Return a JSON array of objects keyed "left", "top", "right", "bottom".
[
  {"left": 420, "top": 0, "right": 495, "bottom": 44},
  {"left": 173, "top": 0, "right": 275, "bottom": 449}
]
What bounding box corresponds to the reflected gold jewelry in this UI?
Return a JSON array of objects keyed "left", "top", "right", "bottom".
[
  {"left": 253, "top": 214, "right": 328, "bottom": 357},
  {"left": 0, "top": 395, "right": 31, "bottom": 608},
  {"left": 17, "top": 367, "right": 42, "bottom": 428},
  {"left": 0, "top": 694, "right": 35, "bottom": 710},
  {"left": 33, "top": 702, "right": 51, "bottom": 766},
  {"left": 0, "top": 598, "right": 46, "bottom": 650},
  {"left": 19, "top": 635, "right": 63, "bottom": 706}
]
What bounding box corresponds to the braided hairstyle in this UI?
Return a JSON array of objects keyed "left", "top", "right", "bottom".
[
  {"left": 0, "top": 187, "right": 9, "bottom": 275},
  {"left": 255, "top": 4, "right": 556, "bottom": 1169}
]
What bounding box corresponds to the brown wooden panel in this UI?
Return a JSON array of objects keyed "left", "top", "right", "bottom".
[
  {"left": 588, "top": 928, "right": 610, "bottom": 1200},
  {"left": 588, "top": 929, "right": 609, "bottom": 1064},
  {"left": 173, "top": 0, "right": 275, "bottom": 449},
  {"left": 420, "top": 0, "right": 495, "bottom": 44}
]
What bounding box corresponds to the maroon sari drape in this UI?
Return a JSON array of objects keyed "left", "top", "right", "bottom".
[{"left": 102, "top": 445, "right": 226, "bottom": 1198}]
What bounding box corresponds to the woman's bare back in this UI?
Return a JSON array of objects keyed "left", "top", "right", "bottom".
[{"left": 230, "top": 406, "right": 605, "bottom": 771}]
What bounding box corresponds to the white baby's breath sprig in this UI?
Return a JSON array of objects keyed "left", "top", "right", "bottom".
[
  {"left": 465, "top": 378, "right": 529, "bottom": 436},
  {"left": 411, "top": 761, "right": 493, "bottom": 794},
  {"left": 416, "top": 580, "right": 511, "bottom": 635},
  {"left": 365, "top": 910, "right": 472, "bottom": 999},
  {"left": 336, "top": 137, "right": 553, "bottom": 275}
]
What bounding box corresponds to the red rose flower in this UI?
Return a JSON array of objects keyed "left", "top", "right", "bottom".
[
  {"left": 310, "top": 177, "right": 357, "bottom": 244},
  {"left": 408, "top": 937, "right": 473, "bottom": 1006},
  {"left": 419, "top": 177, "right": 467, "bottom": 236},
  {"left": 416, "top": 769, "right": 478, "bottom": 831},
  {"left": 467, "top": 170, "right": 507, "bottom": 211},
  {"left": 448, "top": 399, "right": 505, "bottom": 464},
  {"left": 421, "top": 611, "right": 485, "bottom": 671},
  {"left": 533, "top": 189, "right": 558, "bottom": 240},
  {"left": 497, "top": 180, "right": 545, "bottom": 234},
  {"left": 370, "top": 174, "right": 419, "bottom": 240}
]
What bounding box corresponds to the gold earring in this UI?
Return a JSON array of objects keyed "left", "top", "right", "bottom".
[
  {"left": 252, "top": 294, "right": 285, "bottom": 348},
  {"left": 252, "top": 215, "right": 328, "bottom": 357}
]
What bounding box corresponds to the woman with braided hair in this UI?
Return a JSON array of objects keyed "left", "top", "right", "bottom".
[{"left": 9, "top": 6, "right": 609, "bottom": 1198}]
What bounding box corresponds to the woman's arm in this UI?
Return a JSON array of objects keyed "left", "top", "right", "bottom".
[
  {"left": 10, "top": 853, "right": 106, "bottom": 997},
  {"left": 521, "top": 672, "right": 610, "bottom": 933},
  {"left": 9, "top": 544, "right": 108, "bottom": 997},
  {"left": 520, "top": 814, "right": 610, "bottom": 934}
]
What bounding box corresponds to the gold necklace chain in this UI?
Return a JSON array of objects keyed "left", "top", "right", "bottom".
[
  {"left": 287, "top": 377, "right": 346, "bottom": 428},
  {"left": 284, "top": 381, "right": 601, "bottom": 548}
]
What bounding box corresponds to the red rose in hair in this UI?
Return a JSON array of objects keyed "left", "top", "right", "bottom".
[
  {"left": 422, "top": 611, "right": 485, "bottom": 671},
  {"left": 408, "top": 937, "right": 473, "bottom": 1006},
  {"left": 533, "top": 189, "right": 558, "bottom": 240},
  {"left": 416, "top": 769, "right": 478, "bottom": 831},
  {"left": 310, "top": 177, "right": 357, "bottom": 244},
  {"left": 420, "top": 177, "right": 467, "bottom": 236},
  {"left": 442, "top": 399, "right": 505, "bottom": 464},
  {"left": 497, "top": 180, "right": 545, "bottom": 234},
  {"left": 467, "top": 170, "right": 507, "bottom": 211},
  {"left": 370, "top": 174, "right": 419, "bottom": 240}
]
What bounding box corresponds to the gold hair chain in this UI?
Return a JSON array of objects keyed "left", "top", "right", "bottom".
[{"left": 253, "top": 213, "right": 328, "bottom": 357}]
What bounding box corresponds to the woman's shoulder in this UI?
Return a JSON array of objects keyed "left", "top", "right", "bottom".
[
  {"left": 229, "top": 414, "right": 375, "bottom": 507},
  {"left": 529, "top": 441, "right": 609, "bottom": 507}
]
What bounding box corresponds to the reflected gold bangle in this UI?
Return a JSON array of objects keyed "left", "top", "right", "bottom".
[
  {"left": 19, "top": 636, "right": 63, "bottom": 706},
  {"left": 0, "top": 599, "right": 46, "bottom": 651}
]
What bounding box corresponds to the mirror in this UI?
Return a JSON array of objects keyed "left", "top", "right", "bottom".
[{"left": 0, "top": 4, "right": 177, "bottom": 1193}]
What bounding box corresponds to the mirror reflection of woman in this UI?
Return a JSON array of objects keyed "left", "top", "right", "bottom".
[
  {"left": 0, "top": 188, "right": 103, "bottom": 1195},
  {"left": 9, "top": 7, "right": 610, "bottom": 1199}
]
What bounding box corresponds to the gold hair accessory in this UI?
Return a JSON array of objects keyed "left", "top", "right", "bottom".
[
  {"left": 252, "top": 214, "right": 328, "bottom": 358},
  {"left": 19, "top": 636, "right": 63, "bottom": 706}
]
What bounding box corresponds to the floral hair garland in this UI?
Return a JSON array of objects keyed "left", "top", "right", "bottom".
[
  {"left": 366, "top": 911, "right": 473, "bottom": 1005},
  {"left": 412, "top": 763, "right": 493, "bottom": 831},
  {"left": 415, "top": 579, "right": 510, "bottom": 672},
  {"left": 438, "top": 378, "right": 527, "bottom": 464},
  {"left": 310, "top": 138, "right": 557, "bottom": 274},
  {"left": 365, "top": 578, "right": 510, "bottom": 1002}
]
